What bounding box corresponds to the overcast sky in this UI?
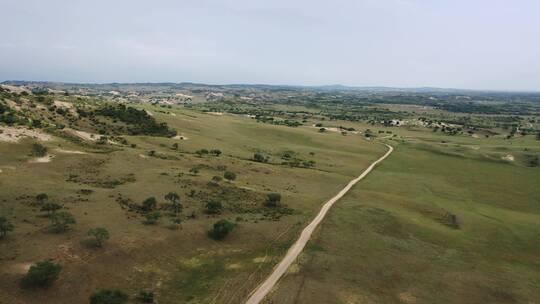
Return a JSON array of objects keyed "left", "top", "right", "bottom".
[{"left": 1, "top": 0, "right": 539, "bottom": 91}]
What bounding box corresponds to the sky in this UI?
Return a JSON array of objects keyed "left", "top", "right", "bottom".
[{"left": 1, "top": 0, "right": 539, "bottom": 91}]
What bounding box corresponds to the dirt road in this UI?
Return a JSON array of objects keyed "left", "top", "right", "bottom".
[{"left": 245, "top": 144, "right": 394, "bottom": 304}]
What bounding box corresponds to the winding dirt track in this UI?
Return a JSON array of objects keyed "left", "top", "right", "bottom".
[{"left": 245, "top": 144, "right": 394, "bottom": 304}]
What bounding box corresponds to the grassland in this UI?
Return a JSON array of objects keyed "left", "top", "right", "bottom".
[
  {"left": 266, "top": 127, "right": 540, "bottom": 304},
  {"left": 0, "top": 104, "right": 384, "bottom": 304},
  {"left": 1, "top": 83, "right": 539, "bottom": 304}
]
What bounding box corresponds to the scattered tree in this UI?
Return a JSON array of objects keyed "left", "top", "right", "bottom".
[
  {"left": 204, "top": 200, "right": 223, "bottom": 214},
  {"left": 0, "top": 216, "right": 14, "bottom": 238},
  {"left": 36, "top": 193, "right": 48, "bottom": 204},
  {"left": 208, "top": 219, "right": 235, "bottom": 240},
  {"left": 210, "top": 149, "right": 222, "bottom": 156},
  {"left": 90, "top": 289, "right": 129, "bottom": 304},
  {"left": 141, "top": 197, "right": 157, "bottom": 212},
  {"left": 164, "top": 192, "right": 182, "bottom": 215},
  {"left": 87, "top": 227, "right": 110, "bottom": 247},
  {"left": 22, "top": 260, "right": 62, "bottom": 288},
  {"left": 223, "top": 171, "right": 236, "bottom": 181},
  {"left": 50, "top": 211, "right": 76, "bottom": 232},
  {"left": 41, "top": 202, "right": 62, "bottom": 215},
  {"left": 265, "top": 193, "right": 282, "bottom": 207}
]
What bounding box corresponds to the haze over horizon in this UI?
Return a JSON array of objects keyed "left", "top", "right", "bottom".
[{"left": 2, "top": 0, "right": 540, "bottom": 91}]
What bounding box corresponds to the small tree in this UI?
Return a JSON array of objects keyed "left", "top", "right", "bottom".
[
  {"left": 223, "top": 171, "right": 236, "bottom": 181},
  {"left": 50, "top": 211, "right": 76, "bottom": 232},
  {"left": 210, "top": 149, "right": 222, "bottom": 156},
  {"left": 141, "top": 197, "right": 157, "bottom": 212},
  {"left": 88, "top": 227, "right": 110, "bottom": 247},
  {"left": 144, "top": 212, "right": 161, "bottom": 225},
  {"left": 90, "top": 289, "right": 129, "bottom": 304},
  {"left": 208, "top": 219, "right": 235, "bottom": 240},
  {"left": 41, "top": 202, "right": 62, "bottom": 215},
  {"left": 36, "top": 193, "right": 49, "bottom": 204},
  {"left": 164, "top": 192, "right": 182, "bottom": 215},
  {"left": 265, "top": 193, "right": 282, "bottom": 207},
  {"left": 0, "top": 216, "right": 14, "bottom": 238},
  {"left": 22, "top": 260, "right": 62, "bottom": 288},
  {"left": 205, "top": 200, "right": 223, "bottom": 214}
]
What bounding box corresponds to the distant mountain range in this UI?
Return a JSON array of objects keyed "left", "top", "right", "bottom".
[{"left": 2, "top": 80, "right": 539, "bottom": 95}]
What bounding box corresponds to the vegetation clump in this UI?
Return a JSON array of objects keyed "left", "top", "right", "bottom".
[
  {"left": 49, "top": 211, "right": 76, "bottom": 232},
  {"left": 95, "top": 104, "right": 176, "bottom": 137}
]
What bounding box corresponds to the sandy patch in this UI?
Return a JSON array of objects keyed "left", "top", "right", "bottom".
[
  {"left": 207, "top": 112, "right": 223, "bottom": 116},
  {"left": 138, "top": 154, "right": 148, "bottom": 159},
  {"left": 471, "top": 134, "right": 480, "bottom": 138},
  {"left": 145, "top": 110, "right": 154, "bottom": 116},
  {"left": 6, "top": 262, "right": 32, "bottom": 274},
  {"left": 170, "top": 112, "right": 177, "bottom": 116},
  {"left": 28, "top": 154, "right": 54, "bottom": 163},
  {"left": 252, "top": 257, "right": 267, "bottom": 263},
  {"left": 502, "top": 154, "right": 515, "bottom": 162},
  {"left": 0, "top": 126, "right": 52, "bottom": 142},
  {"left": 5, "top": 100, "right": 22, "bottom": 111},
  {"left": 65, "top": 128, "right": 98, "bottom": 141},
  {"left": 226, "top": 263, "right": 243, "bottom": 270},
  {"left": 53, "top": 100, "right": 74, "bottom": 109},
  {"left": 0, "top": 85, "right": 30, "bottom": 94},
  {"left": 398, "top": 292, "right": 417, "bottom": 304},
  {"left": 55, "top": 148, "right": 87, "bottom": 154}
]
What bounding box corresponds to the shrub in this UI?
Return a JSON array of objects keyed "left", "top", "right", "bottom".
[
  {"left": 36, "top": 193, "right": 48, "bottom": 204},
  {"left": 137, "top": 290, "right": 155, "bottom": 303},
  {"left": 90, "top": 289, "right": 129, "bottom": 304},
  {"left": 205, "top": 200, "right": 223, "bottom": 214},
  {"left": 87, "top": 227, "right": 110, "bottom": 247},
  {"left": 0, "top": 216, "right": 14, "bottom": 238},
  {"left": 22, "top": 260, "right": 62, "bottom": 288},
  {"left": 50, "top": 211, "right": 76, "bottom": 232},
  {"left": 210, "top": 149, "right": 222, "bottom": 156},
  {"left": 141, "top": 197, "right": 157, "bottom": 212},
  {"left": 253, "top": 153, "right": 267, "bottom": 163},
  {"left": 31, "top": 143, "right": 47, "bottom": 157},
  {"left": 144, "top": 212, "right": 161, "bottom": 224},
  {"left": 223, "top": 171, "right": 236, "bottom": 181},
  {"left": 265, "top": 193, "right": 282, "bottom": 207},
  {"left": 208, "top": 219, "right": 235, "bottom": 240}
]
